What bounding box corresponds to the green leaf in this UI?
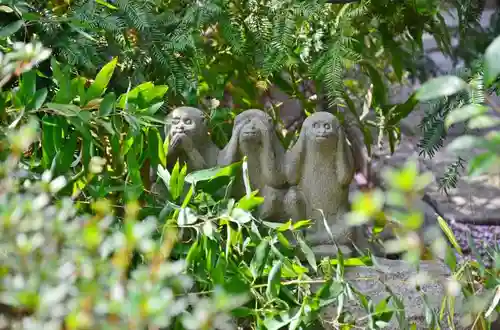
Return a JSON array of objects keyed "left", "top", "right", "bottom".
[
  {"left": 445, "top": 104, "right": 488, "bottom": 128},
  {"left": 146, "top": 102, "right": 164, "bottom": 115},
  {"left": 236, "top": 193, "right": 264, "bottom": 211},
  {"left": 99, "top": 92, "right": 116, "bottom": 117},
  {"left": 468, "top": 153, "right": 499, "bottom": 177},
  {"left": 292, "top": 220, "right": 312, "bottom": 230},
  {"left": 250, "top": 238, "right": 271, "bottom": 279},
  {"left": 484, "top": 36, "right": 500, "bottom": 86},
  {"left": 19, "top": 70, "right": 36, "bottom": 104},
  {"left": 184, "top": 162, "right": 242, "bottom": 184},
  {"left": 51, "top": 59, "right": 73, "bottom": 104},
  {"left": 96, "top": 0, "right": 118, "bottom": 9},
  {"left": 416, "top": 76, "right": 468, "bottom": 101},
  {"left": 86, "top": 57, "right": 118, "bottom": 102},
  {"left": 0, "top": 20, "right": 23, "bottom": 38},
  {"left": 178, "top": 207, "right": 198, "bottom": 226},
  {"left": 117, "top": 82, "right": 154, "bottom": 108},
  {"left": 142, "top": 86, "right": 169, "bottom": 103},
  {"left": 388, "top": 93, "right": 419, "bottom": 125},
  {"left": 27, "top": 88, "right": 48, "bottom": 111},
  {"left": 45, "top": 103, "right": 81, "bottom": 117},
  {"left": 56, "top": 131, "right": 78, "bottom": 173},
  {"left": 266, "top": 260, "right": 282, "bottom": 300},
  {"left": 437, "top": 216, "right": 462, "bottom": 255},
  {"left": 147, "top": 127, "right": 166, "bottom": 168},
  {"left": 446, "top": 135, "right": 484, "bottom": 152},
  {"left": 297, "top": 234, "right": 317, "bottom": 272},
  {"left": 169, "top": 160, "right": 184, "bottom": 200},
  {"left": 230, "top": 208, "right": 252, "bottom": 224},
  {"left": 467, "top": 115, "right": 500, "bottom": 129},
  {"left": 362, "top": 61, "right": 387, "bottom": 105}
]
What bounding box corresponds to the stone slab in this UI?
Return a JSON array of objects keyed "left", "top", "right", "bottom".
[{"left": 318, "top": 258, "right": 466, "bottom": 330}]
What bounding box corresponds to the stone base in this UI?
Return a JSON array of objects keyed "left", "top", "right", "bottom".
[{"left": 315, "top": 258, "right": 468, "bottom": 330}]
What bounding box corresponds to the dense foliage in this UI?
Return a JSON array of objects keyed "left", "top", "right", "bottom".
[{"left": 0, "top": 0, "right": 499, "bottom": 329}]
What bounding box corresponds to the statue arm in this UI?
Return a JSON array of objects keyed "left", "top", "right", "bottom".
[
  {"left": 285, "top": 134, "right": 305, "bottom": 185},
  {"left": 186, "top": 148, "right": 207, "bottom": 170},
  {"left": 217, "top": 125, "right": 241, "bottom": 166}
]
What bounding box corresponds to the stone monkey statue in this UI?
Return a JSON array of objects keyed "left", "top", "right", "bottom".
[
  {"left": 286, "top": 111, "right": 356, "bottom": 255},
  {"left": 164, "top": 106, "right": 219, "bottom": 172},
  {"left": 218, "top": 109, "right": 304, "bottom": 221}
]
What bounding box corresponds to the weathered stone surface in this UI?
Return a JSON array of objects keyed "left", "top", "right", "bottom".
[
  {"left": 319, "top": 258, "right": 466, "bottom": 330},
  {"left": 217, "top": 109, "right": 300, "bottom": 221}
]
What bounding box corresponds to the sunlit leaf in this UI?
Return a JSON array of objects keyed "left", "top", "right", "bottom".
[
  {"left": 484, "top": 35, "right": 500, "bottom": 86},
  {"left": 0, "top": 20, "right": 23, "bottom": 38},
  {"left": 445, "top": 104, "right": 488, "bottom": 128},
  {"left": 86, "top": 57, "right": 118, "bottom": 102},
  {"left": 416, "top": 76, "right": 468, "bottom": 101}
]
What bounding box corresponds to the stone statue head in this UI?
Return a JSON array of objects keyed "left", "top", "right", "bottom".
[
  {"left": 302, "top": 111, "right": 342, "bottom": 145},
  {"left": 218, "top": 109, "right": 286, "bottom": 186},
  {"left": 233, "top": 109, "right": 275, "bottom": 145},
  {"left": 164, "top": 106, "right": 208, "bottom": 142}
]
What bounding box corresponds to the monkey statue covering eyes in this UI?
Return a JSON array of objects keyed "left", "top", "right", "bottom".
[{"left": 218, "top": 109, "right": 305, "bottom": 222}]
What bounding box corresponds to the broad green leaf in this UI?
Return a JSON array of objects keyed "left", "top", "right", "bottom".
[
  {"left": 266, "top": 260, "right": 282, "bottom": 300},
  {"left": 86, "top": 57, "right": 118, "bottom": 102},
  {"left": 416, "top": 76, "right": 468, "bottom": 101},
  {"left": 445, "top": 104, "right": 488, "bottom": 128},
  {"left": 0, "top": 20, "right": 23, "bottom": 38},
  {"left": 484, "top": 36, "right": 500, "bottom": 86},
  {"left": 297, "top": 234, "right": 317, "bottom": 272},
  {"left": 142, "top": 86, "right": 169, "bottom": 103},
  {"left": 437, "top": 216, "right": 462, "bottom": 255},
  {"left": 117, "top": 82, "right": 154, "bottom": 108},
  {"left": 446, "top": 135, "right": 485, "bottom": 152},
  {"left": 98, "top": 92, "right": 116, "bottom": 117},
  {"left": 27, "top": 88, "right": 48, "bottom": 111}
]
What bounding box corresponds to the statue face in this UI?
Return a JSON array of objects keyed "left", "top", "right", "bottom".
[
  {"left": 305, "top": 113, "right": 340, "bottom": 143},
  {"left": 168, "top": 107, "right": 204, "bottom": 138}
]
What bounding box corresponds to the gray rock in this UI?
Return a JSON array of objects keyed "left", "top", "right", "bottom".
[{"left": 318, "top": 258, "right": 466, "bottom": 330}]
